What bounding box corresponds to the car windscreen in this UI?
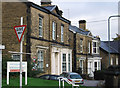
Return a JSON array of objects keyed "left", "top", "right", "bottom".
[{"left": 70, "top": 74, "right": 82, "bottom": 79}]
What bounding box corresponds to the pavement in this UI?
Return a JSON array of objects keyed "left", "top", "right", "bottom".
[{"left": 81, "top": 80, "right": 105, "bottom": 87}]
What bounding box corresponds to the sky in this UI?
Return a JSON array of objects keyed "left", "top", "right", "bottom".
[{"left": 29, "top": 0, "right": 119, "bottom": 41}]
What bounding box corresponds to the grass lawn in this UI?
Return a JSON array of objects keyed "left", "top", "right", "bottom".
[{"left": 2, "top": 77, "right": 93, "bottom": 88}]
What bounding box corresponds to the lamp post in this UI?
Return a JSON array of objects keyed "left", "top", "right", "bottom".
[{"left": 108, "top": 15, "right": 120, "bottom": 66}]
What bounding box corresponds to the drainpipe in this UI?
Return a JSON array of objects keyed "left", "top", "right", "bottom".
[{"left": 73, "top": 33, "right": 76, "bottom": 72}]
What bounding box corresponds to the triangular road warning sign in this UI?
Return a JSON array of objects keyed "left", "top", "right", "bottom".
[{"left": 14, "top": 25, "right": 26, "bottom": 42}]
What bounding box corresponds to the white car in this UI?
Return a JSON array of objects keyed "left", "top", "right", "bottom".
[{"left": 60, "top": 72, "right": 84, "bottom": 84}]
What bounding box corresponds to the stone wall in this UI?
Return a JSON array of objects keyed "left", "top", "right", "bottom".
[
  {"left": 2, "top": 2, "right": 28, "bottom": 59},
  {"left": 30, "top": 6, "right": 70, "bottom": 74},
  {"left": 100, "top": 49, "right": 119, "bottom": 69}
]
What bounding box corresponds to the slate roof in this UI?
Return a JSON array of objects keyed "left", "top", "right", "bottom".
[
  {"left": 43, "top": 5, "right": 56, "bottom": 11},
  {"left": 30, "top": 2, "right": 70, "bottom": 24},
  {"left": 69, "top": 25, "right": 90, "bottom": 35},
  {"left": 100, "top": 41, "right": 120, "bottom": 54}
]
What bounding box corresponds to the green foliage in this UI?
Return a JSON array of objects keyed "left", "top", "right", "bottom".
[
  {"left": 113, "top": 34, "right": 120, "bottom": 41},
  {"left": 27, "top": 60, "right": 44, "bottom": 77},
  {"left": 94, "top": 70, "right": 105, "bottom": 80},
  {"left": 2, "top": 56, "right": 13, "bottom": 78},
  {"left": 76, "top": 67, "right": 82, "bottom": 75}
]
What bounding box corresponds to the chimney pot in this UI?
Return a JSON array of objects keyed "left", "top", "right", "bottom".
[
  {"left": 79, "top": 20, "right": 86, "bottom": 30},
  {"left": 41, "top": 0, "right": 52, "bottom": 6}
]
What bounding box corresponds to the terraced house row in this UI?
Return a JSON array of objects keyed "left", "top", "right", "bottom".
[{"left": 2, "top": 0, "right": 102, "bottom": 77}]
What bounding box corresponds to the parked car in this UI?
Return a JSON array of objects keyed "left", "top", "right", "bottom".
[
  {"left": 39, "top": 74, "right": 60, "bottom": 81},
  {"left": 60, "top": 72, "right": 84, "bottom": 84}
]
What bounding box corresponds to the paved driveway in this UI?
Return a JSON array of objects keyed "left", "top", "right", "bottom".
[{"left": 81, "top": 80, "right": 105, "bottom": 87}]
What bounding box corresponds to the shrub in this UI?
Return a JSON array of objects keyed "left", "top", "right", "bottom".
[
  {"left": 94, "top": 70, "right": 105, "bottom": 80},
  {"left": 76, "top": 67, "right": 82, "bottom": 75}
]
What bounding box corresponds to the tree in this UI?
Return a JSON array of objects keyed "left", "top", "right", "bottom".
[{"left": 113, "top": 34, "right": 120, "bottom": 41}]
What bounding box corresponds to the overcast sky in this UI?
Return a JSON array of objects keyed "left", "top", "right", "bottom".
[{"left": 29, "top": 0, "right": 119, "bottom": 41}]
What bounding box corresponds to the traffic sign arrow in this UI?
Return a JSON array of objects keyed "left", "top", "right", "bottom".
[{"left": 14, "top": 25, "right": 26, "bottom": 42}]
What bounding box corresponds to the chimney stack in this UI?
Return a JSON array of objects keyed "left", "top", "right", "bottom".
[
  {"left": 41, "top": 0, "right": 52, "bottom": 6},
  {"left": 79, "top": 20, "right": 86, "bottom": 30}
]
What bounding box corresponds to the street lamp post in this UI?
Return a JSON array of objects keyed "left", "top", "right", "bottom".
[{"left": 108, "top": 15, "right": 120, "bottom": 66}]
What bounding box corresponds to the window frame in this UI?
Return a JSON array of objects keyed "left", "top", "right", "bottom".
[
  {"left": 61, "top": 25, "right": 64, "bottom": 42},
  {"left": 92, "top": 41, "right": 99, "bottom": 54},
  {"left": 116, "top": 58, "right": 118, "bottom": 65},
  {"left": 37, "top": 50, "right": 44, "bottom": 71},
  {"left": 80, "top": 39, "right": 83, "bottom": 53},
  {"left": 39, "top": 16, "right": 43, "bottom": 37},
  {"left": 12, "top": 54, "right": 20, "bottom": 60},
  {"left": 62, "top": 53, "right": 66, "bottom": 72},
  {"left": 88, "top": 41, "right": 91, "bottom": 54},
  {"left": 68, "top": 54, "right": 71, "bottom": 72},
  {"left": 52, "top": 21, "right": 56, "bottom": 40}
]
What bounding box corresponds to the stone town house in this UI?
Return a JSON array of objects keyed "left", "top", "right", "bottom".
[
  {"left": 2, "top": 1, "right": 72, "bottom": 75},
  {"left": 100, "top": 41, "right": 120, "bottom": 69},
  {"left": 69, "top": 20, "right": 102, "bottom": 77}
]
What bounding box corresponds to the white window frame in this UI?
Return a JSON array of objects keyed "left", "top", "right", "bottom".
[
  {"left": 12, "top": 54, "right": 20, "bottom": 60},
  {"left": 116, "top": 58, "right": 118, "bottom": 65},
  {"left": 92, "top": 40, "right": 99, "bottom": 54},
  {"left": 39, "top": 16, "right": 43, "bottom": 37},
  {"left": 88, "top": 41, "right": 90, "bottom": 54},
  {"left": 111, "top": 58, "right": 113, "bottom": 65},
  {"left": 38, "top": 50, "right": 44, "bottom": 71},
  {"left": 98, "top": 61, "right": 101, "bottom": 70},
  {"left": 52, "top": 21, "right": 56, "bottom": 40},
  {"left": 61, "top": 25, "right": 64, "bottom": 42},
  {"left": 80, "top": 39, "right": 83, "bottom": 53}
]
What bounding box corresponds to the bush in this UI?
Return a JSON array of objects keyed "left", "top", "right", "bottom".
[
  {"left": 2, "top": 56, "right": 13, "bottom": 78},
  {"left": 27, "top": 61, "right": 44, "bottom": 77},
  {"left": 94, "top": 70, "right": 105, "bottom": 80},
  {"left": 76, "top": 67, "right": 82, "bottom": 75}
]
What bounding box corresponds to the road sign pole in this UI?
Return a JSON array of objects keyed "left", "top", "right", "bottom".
[{"left": 20, "top": 17, "right": 23, "bottom": 88}]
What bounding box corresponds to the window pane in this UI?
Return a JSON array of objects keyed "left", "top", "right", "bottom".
[
  {"left": 61, "top": 25, "right": 64, "bottom": 42},
  {"left": 12, "top": 54, "right": 20, "bottom": 60},
  {"left": 80, "top": 39, "right": 83, "bottom": 52},
  {"left": 68, "top": 54, "right": 70, "bottom": 71},
  {"left": 116, "top": 58, "right": 118, "bottom": 65},
  {"left": 80, "top": 60, "right": 82, "bottom": 67},
  {"left": 38, "top": 50, "right": 44, "bottom": 71},
  {"left": 62, "top": 54, "right": 66, "bottom": 72},
  {"left": 52, "top": 22, "right": 56, "bottom": 40},
  {"left": 88, "top": 42, "right": 90, "bottom": 53},
  {"left": 93, "top": 42, "right": 96, "bottom": 47},
  {"left": 39, "top": 17, "right": 43, "bottom": 37},
  {"left": 94, "top": 62, "right": 97, "bottom": 71},
  {"left": 93, "top": 48, "right": 96, "bottom": 53}
]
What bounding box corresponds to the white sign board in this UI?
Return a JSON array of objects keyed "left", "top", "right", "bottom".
[{"left": 7, "top": 61, "right": 27, "bottom": 85}]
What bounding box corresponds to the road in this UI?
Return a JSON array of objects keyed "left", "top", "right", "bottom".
[{"left": 81, "top": 80, "right": 105, "bottom": 87}]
